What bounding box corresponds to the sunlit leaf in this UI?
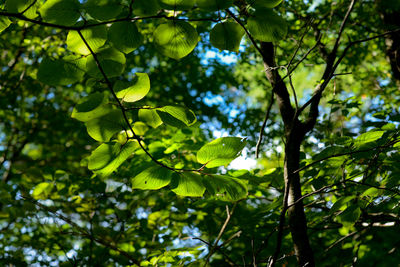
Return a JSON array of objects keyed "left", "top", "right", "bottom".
[
  {"left": 171, "top": 172, "right": 205, "bottom": 197},
  {"left": 37, "top": 56, "right": 86, "bottom": 86},
  {"left": 39, "top": 0, "right": 80, "bottom": 26},
  {"left": 139, "top": 109, "right": 163, "bottom": 128},
  {"left": 210, "top": 22, "right": 244, "bottom": 52},
  {"left": 156, "top": 105, "right": 196, "bottom": 127},
  {"left": 247, "top": 8, "right": 287, "bottom": 42},
  {"left": 66, "top": 24, "right": 107, "bottom": 55},
  {"left": 6, "top": 0, "right": 37, "bottom": 18},
  {"left": 203, "top": 175, "right": 247, "bottom": 201},
  {"left": 114, "top": 73, "right": 150, "bottom": 102},
  {"left": 353, "top": 131, "right": 384, "bottom": 148},
  {"left": 131, "top": 166, "right": 173, "bottom": 190},
  {"left": 154, "top": 21, "right": 199, "bottom": 60},
  {"left": 196, "top": 0, "right": 233, "bottom": 10},
  {"left": 86, "top": 47, "right": 126, "bottom": 78},
  {"left": 0, "top": 17, "right": 12, "bottom": 33},
  {"left": 109, "top": 22, "right": 143, "bottom": 54},
  {"left": 88, "top": 141, "right": 138, "bottom": 177},
  {"left": 71, "top": 92, "right": 112, "bottom": 122},
  {"left": 84, "top": 0, "right": 123, "bottom": 21},
  {"left": 32, "top": 182, "right": 53, "bottom": 200},
  {"left": 158, "top": 0, "right": 195, "bottom": 10},
  {"left": 197, "top": 137, "right": 246, "bottom": 168},
  {"left": 85, "top": 110, "right": 126, "bottom": 141}
]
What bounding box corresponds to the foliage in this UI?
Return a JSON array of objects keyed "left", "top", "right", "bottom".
[{"left": 1, "top": 0, "right": 400, "bottom": 266}]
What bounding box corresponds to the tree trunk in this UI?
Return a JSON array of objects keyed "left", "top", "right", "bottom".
[{"left": 284, "top": 121, "right": 315, "bottom": 267}]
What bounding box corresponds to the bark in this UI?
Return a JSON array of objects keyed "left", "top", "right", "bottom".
[
  {"left": 284, "top": 121, "right": 315, "bottom": 267},
  {"left": 261, "top": 42, "right": 315, "bottom": 266}
]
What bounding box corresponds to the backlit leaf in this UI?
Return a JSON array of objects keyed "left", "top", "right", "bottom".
[
  {"left": 66, "top": 24, "right": 107, "bottom": 55},
  {"left": 32, "top": 182, "right": 53, "bottom": 200},
  {"left": 156, "top": 105, "right": 196, "bottom": 127},
  {"left": 71, "top": 92, "right": 112, "bottom": 122},
  {"left": 85, "top": 110, "right": 126, "bottom": 141},
  {"left": 210, "top": 22, "right": 244, "bottom": 52},
  {"left": 197, "top": 137, "right": 246, "bottom": 168},
  {"left": 0, "top": 17, "right": 12, "bottom": 33},
  {"left": 139, "top": 109, "right": 163, "bottom": 128},
  {"left": 154, "top": 21, "right": 199, "bottom": 60},
  {"left": 353, "top": 131, "right": 384, "bottom": 148},
  {"left": 6, "top": 0, "right": 37, "bottom": 18},
  {"left": 109, "top": 22, "right": 143, "bottom": 54},
  {"left": 203, "top": 175, "right": 247, "bottom": 201},
  {"left": 114, "top": 73, "right": 150, "bottom": 102},
  {"left": 132, "top": 166, "right": 173, "bottom": 190},
  {"left": 88, "top": 142, "right": 138, "bottom": 177},
  {"left": 171, "top": 172, "right": 205, "bottom": 197},
  {"left": 86, "top": 47, "right": 126, "bottom": 78},
  {"left": 247, "top": 8, "right": 287, "bottom": 42}
]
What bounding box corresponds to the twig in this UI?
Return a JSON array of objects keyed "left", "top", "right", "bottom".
[
  {"left": 255, "top": 93, "right": 275, "bottom": 158},
  {"left": 204, "top": 204, "right": 237, "bottom": 266}
]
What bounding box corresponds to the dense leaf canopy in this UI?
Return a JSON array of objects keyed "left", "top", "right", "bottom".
[{"left": 1, "top": 0, "right": 400, "bottom": 266}]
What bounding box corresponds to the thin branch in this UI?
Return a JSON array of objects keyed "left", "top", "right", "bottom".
[
  {"left": 290, "top": 139, "right": 400, "bottom": 176},
  {"left": 225, "top": 9, "right": 265, "bottom": 58},
  {"left": 77, "top": 30, "right": 177, "bottom": 172},
  {"left": 255, "top": 93, "right": 275, "bottom": 158},
  {"left": 204, "top": 204, "right": 237, "bottom": 266}
]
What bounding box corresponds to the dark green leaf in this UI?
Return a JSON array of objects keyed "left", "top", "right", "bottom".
[
  {"left": 156, "top": 105, "right": 197, "bottom": 128},
  {"left": 158, "top": 0, "right": 195, "bottom": 10},
  {"left": 39, "top": 0, "right": 80, "bottom": 26},
  {"left": 84, "top": 0, "right": 123, "bottom": 21},
  {"left": 71, "top": 92, "right": 112, "bottom": 122},
  {"left": 247, "top": 8, "right": 287, "bottom": 42},
  {"left": 86, "top": 47, "right": 126, "bottom": 78},
  {"left": 37, "top": 56, "right": 86, "bottom": 86},
  {"left": 196, "top": 0, "right": 233, "bottom": 10}
]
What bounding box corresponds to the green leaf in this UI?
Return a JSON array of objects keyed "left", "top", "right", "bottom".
[
  {"left": 71, "top": 92, "right": 112, "bottom": 122},
  {"left": 39, "top": 0, "right": 80, "bottom": 26},
  {"left": 171, "top": 172, "right": 205, "bottom": 197},
  {"left": 0, "top": 17, "right": 12, "bottom": 33},
  {"left": 139, "top": 109, "right": 163, "bottom": 128},
  {"left": 203, "top": 175, "right": 247, "bottom": 201},
  {"left": 156, "top": 105, "right": 197, "bottom": 128},
  {"left": 37, "top": 56, "right": 86, "bottom": 86},
  {"left": 86, "top": 47, "right": 126, "bottom": 78},
  {"left": 88, "top": 142, "right": 138, "bottom": 177},
  {"left": 154, "top": 21, "right": 199, "bottom": 60},
  {"left": 109, "top": 22, "right": 143, "bottom": 54},
  {"left": 210, "top": 22, "right": 244, "bottom": 52},
  {"left": 84, "top": 0, "right": 123, "bottom": 21},
  {"left": 32, "top": 182, "right": 53, "bottom": 200},
  {"left": 197, "top": 137, "right": 246, "bottom": 168},
  {"left": 196, "top": 0, "right": 233, "bottom": 10},
  {"left": 247, "top": 0, "right": 283, "bottom": 8},
  {"left": 329, "top": 196, "right": 355, "bottom": 214},
  {"left": 131, "top": 166, "right": 173, "bottom": 190},
  {"left": 353, "top": 131, "right": 384, "bottom": 148},
  {"left": 337, "top": 205, "right": 361, "bottom": 225},
  {"left": 85, "top": 110, "right": 126, "bottom": 141},
  {"left": 133, "top": 0, "right": 161, "bottom": 16},
  {"left": 114, "top": 73, "right": 150, "bottom": 102},
  {"left": 6, "top": 0, "right": 37, "bottom": 18},
  {"left": 158, "top": 0, "right": 195, "bottom": 10},
  {"left": 66, "top": 24, "right": 107, "bottom": 55},
  {"left": 132, "top": 122, "right": 149, "bottom": 136},
  {"left": 247, "top": 8, "right": 287, "bottom": 42}
]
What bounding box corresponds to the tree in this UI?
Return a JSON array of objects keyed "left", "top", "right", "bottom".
[{"left": 1, "top": 0, "right": 400, "bottom": 266}]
